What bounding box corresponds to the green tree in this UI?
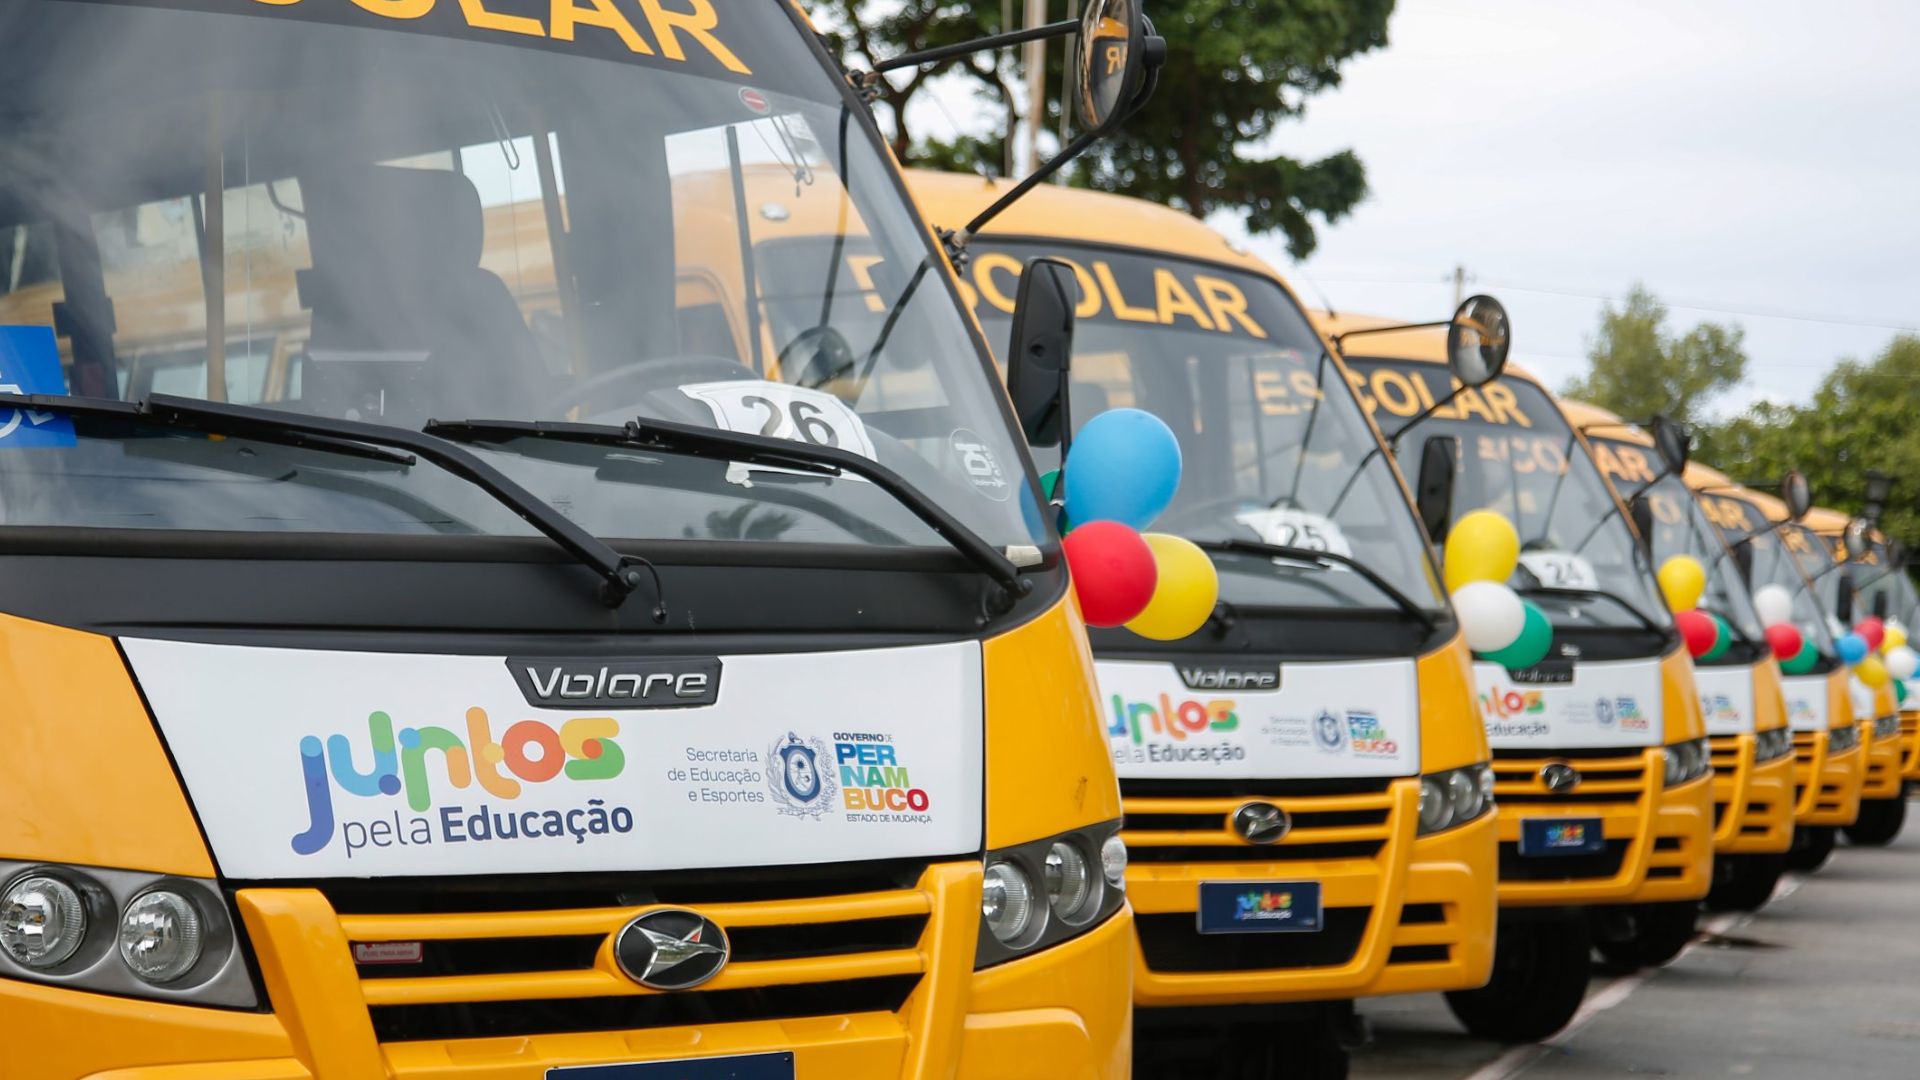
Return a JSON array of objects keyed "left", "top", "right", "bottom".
[
  {"left": 1562, "top": 284, "right": 1749, "bottom": 429},
  {"left": 815, "top": 0, "right": 1394, "bottom": 258},
  {"left": 1697, "top": 335, "right": 1920, "bottom": 549}
]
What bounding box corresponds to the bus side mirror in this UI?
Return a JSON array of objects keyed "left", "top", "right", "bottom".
[
  {"left": 1005, "top": 257, "right": 1078, "bottom": 447},
  {"left": 1447, "top": 295, "right": 1511, "bottom": 388},
  {"left": 1077, "top": 0, "right": 1163, "bottom": 133},
  {"left": 1837, "top": 570, "right": 1856, "bottom": 625},
  {"left": 1629, "top": 494, "right": 1655, "bottom": 555},
  {"left": 1415, "top": 435, "right": 1457, "bottom": 543},
  {"left": 1649, "top": 414, "right": 1691, "bottom": 473},
  {"left": 1845, "top": 519, "right": 1870, "bottom": 561},
  {"left": 1782, "top": 470, "right": 1812, "bottom": 520},
  {"left": 1733, "top": 540, "right": 1754, "bottom": 584}
]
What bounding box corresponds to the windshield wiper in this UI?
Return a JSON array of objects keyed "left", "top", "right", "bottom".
[
  {"left": 0, "top": 392, "right": 660, "bottom": 612},
  {"left": 425, "top": 415, "right": 1030, "bottom": 600},
  {"left": 1193, "top": 537, "right": 1437, "bottom": 630}
]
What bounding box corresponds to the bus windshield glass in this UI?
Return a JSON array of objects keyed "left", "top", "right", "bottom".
[
  {"left": 0, "top": 0, "right": 1040, "bottom": 550},
  {"left": 1696, "top": 491, "right": 1839, "bottom": 657},
  {"left": 961, "top": 243, "right": 1446, "bottom": 616},
  {"left": 1589, "top": 435, "right": 1765, "bottom": 644},
  {"left": 1344, "top": 358, "right": 1670, "bottom": 631}
]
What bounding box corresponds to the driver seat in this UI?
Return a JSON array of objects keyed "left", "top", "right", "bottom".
[{"left": 295, "top": 165, "right": 544, "bottom": 426}]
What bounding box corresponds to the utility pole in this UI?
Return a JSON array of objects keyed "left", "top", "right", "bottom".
[
  {"left": 1451, "top": 265, "right": 1467, "bottom": 308},
  {"left": 1055, "top": 0, "right": 1079, "bottom": 182},
  {"left": 1002, "top": 0, "right": 1015, "bottom": 177},
  {"left": 1020, "top": 0, "right": 1047, "bottom": 176}
]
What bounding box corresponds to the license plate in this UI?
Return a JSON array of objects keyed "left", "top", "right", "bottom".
[
  {"left": 548, "top": 1053, "right": 794, "bottom": 1080},
  {"left": 1197, "top": 880, "right": 1323, "bottom": 933},
  {"left": 1518, "top": 817, "right": 1604, "bottom": 856}
]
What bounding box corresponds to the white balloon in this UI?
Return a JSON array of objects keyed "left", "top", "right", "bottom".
[
  {"left": 1453, "top": 580, "right": 1526, "bottom": 653},
  {"left": 1885, "top": 645, "right": 1919, "bottom": 681},
  {"left": 1753, "top": 584, "right": 1795, "bottom": 627}
]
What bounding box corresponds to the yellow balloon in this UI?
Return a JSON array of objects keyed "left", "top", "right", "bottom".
[
  {"left": 1858, "top": 654, "right": 1891, "bottom": 689},
  {"left": 1883, "top": 625, "right": 1908, "bottom": 653},
  {"left": 1657, "top": 555, "right": 1706, "bottom": 613},
  {"left": 1125, "top": 533, "right": 1220, "bottom": 641},
  {"left": 1443, "top": 510, "right": 1520, "bottom": 592}
]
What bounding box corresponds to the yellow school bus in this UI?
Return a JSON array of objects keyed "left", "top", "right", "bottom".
[
  {"left": 0, "top": 1, "right": 1158, "bottom": 1076},
  {"left": 1687, "top": 471, "right": 1863, "bottom": 872},
  {"left": 1801, "top": 508, "right": 1906, "bottom": 843},
  {"left": 905, "top": 170, "right": 1497, "bottom": 1072},
  {"left": 1564, "top": 402, "right": 1794, "bottom": 910},
  {"left": 1316, "top": 316, "right": 1711, "bottom": 1028}
]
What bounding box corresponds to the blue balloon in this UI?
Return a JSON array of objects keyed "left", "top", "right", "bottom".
[
  {"left": 1838, "top": 632, "right": 1869, "bottom": 665},
  {"left": 1063, "top": 409, "right": 1182, "bottom": 530}
]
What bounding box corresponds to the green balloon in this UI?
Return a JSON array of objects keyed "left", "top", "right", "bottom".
[
  {"left": 1482, "top": 599, "right": 1553, "bottom": 670},
  {"left": 1700, "top": 614, "right": 1732, "bottom": 662},
  {"left": 1781, "top": 639, "right": 1819, "bottom": 676},
  {"left": 1897, "top": 680, "right": 1909, "bottom": 705},
  {"left": 1039, "top": 469, "right": 1072, "bottom": 533}
]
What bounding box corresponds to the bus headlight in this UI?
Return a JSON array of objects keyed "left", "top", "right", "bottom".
[
  {"left": 1664, "top": 738, "right": 1710, "bottom": 785},
  {"left": 1043, "top": 840, "right": 1100, "bottom": 925},
  {"left": 976, "top": 820, "right": 1126, "bottom": 969},
  {"left": 118, "top": 890, "right": 204, "bottom": 984},
  {"left": 0, "top": 873, "right": 87, "bottom": 969},
  {"left": 1419, "top": 764, "right": 1494, "bottom": 835},
  {"left": 1100, "top": 833, "right": 1128, "bottom": 888},
  {"left": 981, "top": 861, "right": 1040, "bottom": 945}
]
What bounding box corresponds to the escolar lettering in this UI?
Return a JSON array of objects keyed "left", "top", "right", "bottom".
[
  {"left": 965, "top": 252, "right": 1271, "bottom": 338},
  {"left": 258, "top": 0, "right": 751, "bottom": 73}
]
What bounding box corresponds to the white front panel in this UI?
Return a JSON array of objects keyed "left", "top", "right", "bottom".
[
  {"left": 1472, "top": 658, "right": 1665, "bottom": 749},
  {"left": 1781, "top": 673, "right": 1831, "bottom": 732},
  {"left": 1097, "top": 658, "right": 1421, "bottom": 779},
  {"left": 123, "top": 638, "right": 983, "bottom": 879},
  {"left": 1850, "top": 678, "right": 1879, "bottom": 723},
  {"left": 1696, "top": 664, "right": 1758, "bottom": 736}
]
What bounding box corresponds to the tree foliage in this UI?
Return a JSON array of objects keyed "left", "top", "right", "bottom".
[
  {"left": 1698, "top": 335, "right": 1920, "bottom": 548},
  {"left": 815, "top": 0, "right": 1394, "bottom": 258},
  {"left": 1562, "top": 284, "right": 1749, "bottom": 430}
]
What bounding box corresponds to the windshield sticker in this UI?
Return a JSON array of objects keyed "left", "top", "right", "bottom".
[
  {"left": 949, "top": 427, "right": 1013, "bottom": 502},
  {"left": 1474, "top": 657, "right": 1664, "bottom": 748},
  {"left": 1780, "top": 674, "right": 1828, "bottom": 731},
  {"left": 121, "top": 638, "right": 983, "bottom": 878},
  {"left": 1096, "top": 657, "right": 1420, "bottom": 779},
  {"left": 679, "top": 379, "right": 877, "bottom": 476},
  {"left": 962, "top": 249, "right": 1273, "bottom": 339},
  {"left": 1519, "top": 551, "right": 1599, "bottom": 592},
  {"left": 1695, "top": 664, "right": 1756, "bottom": 735},
  {"left": 0, "top": 326, "right": 76, "bottom": 448},
  {"left": 1234, "top": 507, "right": 1354, "bottom": 559},
  {"left": 1343, "top": 364, "right": 1533, "bottom": 434}
]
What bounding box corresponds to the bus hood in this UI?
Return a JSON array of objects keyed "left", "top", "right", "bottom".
[{"left": 122, "top": 638, "right": 983, "bottom": 879}]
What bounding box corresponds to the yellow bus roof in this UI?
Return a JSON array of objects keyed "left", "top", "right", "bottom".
[
  {"left": 1558, "top": 398, "right": 1654, "bottom": 448},
  {"left": 1802, "top": 506, "right": 1854, "bottom": 534},
  {"left": 1305, "top": 311, "right": 1546, "bottom": 389},
  {"left": 904, "top": 169, "right": 1275, "bottom": 277}
]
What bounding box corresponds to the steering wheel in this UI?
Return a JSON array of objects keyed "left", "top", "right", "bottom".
[{"left": 536, "top": 355, "right": 761, "bottom": 420}]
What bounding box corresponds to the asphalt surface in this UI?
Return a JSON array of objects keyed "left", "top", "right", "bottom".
[{"left": 1351, "top": 810, "right": 1920, "bottom": 1079}]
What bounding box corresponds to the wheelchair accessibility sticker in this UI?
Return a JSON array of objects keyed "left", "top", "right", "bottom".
[{"left": 0, "top": 326, "right": 74, "bottom": 447}]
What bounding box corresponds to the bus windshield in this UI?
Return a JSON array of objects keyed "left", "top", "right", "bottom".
[
  {"left": 961, "top": 242, "right": 1446, "bottom": 616},
  {"left": 0, "top": 0, "right": 1039, "bottom": 550},
  {"left": 1696, "top": 491, "right": 1839, "bottom": 658},
  {"left": 1588, "top": 435, "right": 1766, "bottom": 645},
  {"left": 1344, "top": 359, "right": 1671, "bottom": 632}
]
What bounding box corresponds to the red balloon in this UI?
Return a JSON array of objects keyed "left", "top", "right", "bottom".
[
  {"left": 1063, "top": 520, "right": 1158, "bottom": 627},
  {"left": 1856, "top": 616, "right": 1886, "bottom": 653},
  {"left": 1765, "top": 622, "right": 1804, "bottom": 662},
  {"left": 1676, "top": 609, "right": 1718, "bottom": 658}
]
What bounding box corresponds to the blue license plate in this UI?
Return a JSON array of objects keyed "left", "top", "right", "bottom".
[
  {"left": 549, "top": 1054, "right": 794, "bottom": 1080},
  {"left": 1519, "top": 817, "right": 1604, "bottom": 856},
  {"left": 1197, "top": 880, "right": 1323, "bottom": 933}
]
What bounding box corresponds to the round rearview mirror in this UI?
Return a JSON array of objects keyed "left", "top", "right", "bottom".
[
  {"left": 1077, "top": 0, "right": 1147, "bottom": 132},
  {"left": 1781, "top": 470, "right": 1812, "bottom": 521},
  {"left": 1648, "top": 414, "right": 1691, "bottom": 473},
  {"left": 1845, "top": 519, "right": 1870, "bottom": 561},
  {"left": 1446, "top": 294, "right": 1511, "bottom": 388}
]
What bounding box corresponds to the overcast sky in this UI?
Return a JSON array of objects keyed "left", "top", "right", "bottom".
[{"left": 1209, "top": 0, "right": 1920, "bottom": 416}]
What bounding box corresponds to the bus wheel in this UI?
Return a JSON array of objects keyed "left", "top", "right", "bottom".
[
  {"left": 1592, "top": 901, "right": 1698, "bottom": 969},
  {"left": 1134, "top": 1016, "right": 1349, "bottom": 1080},
  {"left": 1707, "top": 853, "right": 1785, "bottom": 912},
  {"left": 1786, "top": 824, "right": 1837, "bottom": 871},
  {"left": 1845, "top": 797, "right": 1907, "bottom": 846},
  {"left": 1444, "top": 915, "right": 1591, "bottom": 1043}
]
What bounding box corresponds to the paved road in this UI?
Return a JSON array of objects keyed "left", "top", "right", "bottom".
[{"left": 1352, "top": 815, "right": 1920, "bottom": 1079}]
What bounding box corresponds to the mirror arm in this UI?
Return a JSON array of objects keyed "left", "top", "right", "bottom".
[
  {"left": 948, "top": 124, "right": 1107, "bottom": 256},
  {"left": 870, "top": 19, "right": 1079, "bottom": 74},
  {"left": 1384, "top": 381, "right": 1469, "bottom": 450},
  {"left": 1330, "top": 319, "right": 1452, "bottom": 347}
]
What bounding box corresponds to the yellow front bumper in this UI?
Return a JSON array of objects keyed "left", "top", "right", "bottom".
[
  {"left": 1861, "top": 719, "right": 1904, "bottom": 801},
  {"left": 1901, "top": 711, "right": 1920, "bottom": 780},
  {"left": 2, "top": 862, "right": 1134, "bottom": 1080},
  {"left": 1123, "top": 782, "right": 1496, "bottom": 1007},
  {"left": 1794, "top": 730, "right": 1865, "bottom": 826},
  {"left": 1491, "top": 749, "right": 1713, "bottom": 907},
  {"left": 1709, "top": 733, "right": 1795, "bottom": 855}
]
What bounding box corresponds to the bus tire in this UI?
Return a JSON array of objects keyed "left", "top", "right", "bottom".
[
  {"left": 1444, "top": 916, "right": 1591, "bottom": 1043},
  {"left": 1707, "top": 853, "right": 1785, "bottom": 912},
  {"left": 1786, "top": 824, "right": 1837, "bottom": 871},
  {"left": 1592, "top": 901, "right": 1698, "bottom": 969},
  {"left": 1844, "top": 797, "right": 1907, "bottom": 846}
]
